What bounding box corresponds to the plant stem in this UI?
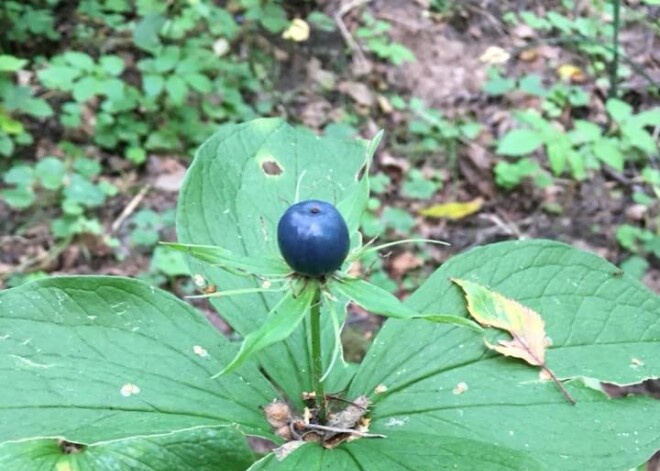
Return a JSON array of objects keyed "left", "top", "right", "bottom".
[
  {"left": 310, "top": 286, "right": 326, "bottom": 422},
  {"left": 543, "top": 366, "right": 576, "bottom": 406},
  {"left": 609, "top": 0, "right": 621, "bottom": 99}
]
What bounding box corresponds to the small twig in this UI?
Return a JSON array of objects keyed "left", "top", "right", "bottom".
[
  {"left": 334, "top": 0, "right": 372, "bottom": 64},
  {"left": 0, "top": 236, "right": 72, "bottom": 283},
  {"left": 111, "top": 184, "right": 151, "bottom": 233},
  {"left": 303, "top": 423, "right": 386, "bottom": 438}
]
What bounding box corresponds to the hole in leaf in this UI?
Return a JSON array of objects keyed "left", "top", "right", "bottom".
[
  {"left": 59, "top": 439, "right": 85, "bottom": 454},
  {"left": 262, "top": 160, "right": 283, "bottom": 176}
]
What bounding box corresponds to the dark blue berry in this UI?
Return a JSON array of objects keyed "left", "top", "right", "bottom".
[{"left": 277, "top": 200, "right": 350, "bottom": 278}]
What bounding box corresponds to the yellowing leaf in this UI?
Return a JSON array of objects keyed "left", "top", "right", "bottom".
[
  {"left": 452, "top": 278, "right": 575, "bottom": 404},
  {"left": 282, "top": 18, "right": 310, "bottom": 42},
  {"left": 556, "top": 64, "right": 586, "bottom": 83},
  {"left": 419, "top": 198, "right": 483, "bottom": 220}
]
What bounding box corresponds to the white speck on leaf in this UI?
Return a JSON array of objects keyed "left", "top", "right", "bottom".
[
  {"left": 374, "top": 384, "right": 388, "bottom": 394},
  {"left": 120, "top": 383, "right": 141, "bottom": 397},
  {"left": 193, "top": 345, "right": 209, "bottom": 358},
  {"left": 384, "top": 417, "right": 408, "bottom": 427},
  {"left": 453, "top": 382, "right": 469, "bottom": 395},
  {"left": 630, "top": 357, "right": 644, "bottom": 368}
]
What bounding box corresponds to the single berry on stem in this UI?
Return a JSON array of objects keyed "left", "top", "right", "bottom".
[{"left": 277, "top": 200, "right": 350, "bottom": 278}]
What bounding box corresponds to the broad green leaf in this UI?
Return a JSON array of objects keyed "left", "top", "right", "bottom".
[
  {"left": 133, "top": 13, "right": 166, "bottom": 51},
  {"left": 99, "top": 55, "right": 125, "bottom": 76},
  {"left": 250, "top": 431, "right": 545, "bottom": 470},
  {"left": 219, "top": 284, "right": 315, "bottom": 376},
  {"left": 0, "top": 55, "right": 27, "bottom": 72},
  {"left": 593, "top": 138, "right": 625, "bottom": 171},
  {"left": 165, "top": 75, "right": 188, "bottom": 104},
  {"left": 568, "top": 120, "right": 602, "bottom": 145},
  {"left": 143, "top": 74, "right": 165, "bottom": 97},
  {"left": 606, "top": 98, "right": 633, "bottom": 123},
  {"left": 0, "top": 277, "right": 276, "bottom": 445},
  {"left": 35, "top": 156, "right": 66, "bottom": 190},
  {"left": 185, "top": 72, "right": 213, "bottom": 93},
  {"left": 496, "top": 129, "right": 544, "bottom": 156},
  {"left": 63, "top": 52, "right": 95, "bottom": 72},
  {"left": 0, "top": 187, "right": 35, "bottom": 209},
  {"left": 176, "top": 119, "right": 366, "bottom": 404},
  {"left": 629, "top": 108, "right": 660, "bottom": 128},
  {"left": 38, "top": 66, "right": 81, "bottom": 90},
  {"left": 21, "top": 98, "right": 53, "bottom": 118},
  {"left": 348, "top": 240, "right": 660, "bottom": 470},
  {"left": 622, "top": 124, "right": 657, "bottom": 155},
  {"left": 0, "top": 426, "right": 254, "bottom": 471}
]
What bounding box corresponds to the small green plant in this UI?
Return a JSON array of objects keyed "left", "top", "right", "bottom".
[
  {"left": 0, "top": 120, "right": 658, "bottom": 470},
  {"left": 0, "top": 144, "right": 117, "bottom": 242},
  {"left": 356, "top": 12, "right": 415, "bottom": 66},
  {"left": 0, "top": 55, "right": 53, "bottom": 158},
  {"left": 493, "top": 100, "right": 659, "bottom": 188}
]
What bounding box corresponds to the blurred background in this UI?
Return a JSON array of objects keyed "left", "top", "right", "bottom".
[{"left": 0, "top": 0, "right": 658, "bottom": 305}]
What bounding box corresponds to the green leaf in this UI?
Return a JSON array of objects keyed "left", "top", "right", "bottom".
[
  {"left": 331, "top": 277, "right": 481, "bottom": 329},
  {"left": 0, "top": 133, "right": 15, "bottom": 156},
  {"left": 185, "top": 72, "right": 213, "bottom": 93},
  {"left": 568, "top": 120, "right": 602, "bottom": 145},
  {"left": 165, "top": 75, "right": 188, "bottom": 104},
  {"left": 151, "top": 246, "right": 189, "bottom": 277},
  {"left": 21, "top": 98, "right": 54, "bottom": 118},
  {"left": 133, "top": 13, "right": 166, "bottom": 51},
  {"left": 99, "top": 55, "right": 125, "bottom": 76},
  {"left": 35, "top": 156, "right": 66, "bottom": 190},
  {"left": 621, "top": 124, "right": 657, "bottom": 155},
  {"left": 348, "top": 240, "right": 660, "bottom": 470},
  {"left": 219, "top": 284, "right": 316, "bottom": 377},
  {"left": 176, "top": 119, "right": 366, "bottom": 404},
  {"left": 593, "top": 138, "right": 625, "bottom": 171},
  {"left": 0, "top": 187, "right": 35, "bottom": 209},
  {"left": 606, "top": 98, "right": 633, "bottom": 123},
  {"left": 0, "top": 277, "right": 276, "bottom": 444},
  {"left": 628, "top": 108, "right": 660, "bottom": 128},
  {"left": 0, "top": 426, "right": 255, "bottom": 471},
  {"left": 3, "top": 165, "right": 34, "bottom": 186},
  {"left": 125, "top": 146, "right": 146, "bottom": 164},
  {"left": 163, "top": 242, "right": 290, "bottom": 276},
  {"left": 332, "top": 277, "right": 418, "bottom": 319},
  {"left": 63, "top": 51, "right": 95, "bottom": 71},
  {"left": 0, "top": 55, "right": 27, "bottom": 72},
  {"left": 38, "top": 66, "right": 81, "bottom": 90},
  {"left": 143, "top": 74, "right": 165, "bottom": 96},
  {"left": 72, "top": 76, "right": 99, "bottom": 102},
  {"left": 250, "top": 431, "right": 544, "bottom": 470},
  {"left": 496, "top": 129, "right": 544, "bottom": 156},
  {"left": 337, "top": 129, "right": 382, "bottom": 246},
  {"left": 63, "top": 174, "right": 105, "bottom": 207}
]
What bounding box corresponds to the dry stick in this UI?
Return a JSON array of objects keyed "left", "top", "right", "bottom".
[
  {"left": 111, "top": 184, "right": 151, "bottom": 233},
  {"left": 335, "top": 0, "right": 372, "bottom": 64}
]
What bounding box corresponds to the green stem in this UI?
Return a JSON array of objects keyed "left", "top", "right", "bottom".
[
  {"left": 309, "top": 286, "right": 326, "bottom": 422},
  {"left": 609, "top": 0, "right": 621, "bottom": 99}
]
